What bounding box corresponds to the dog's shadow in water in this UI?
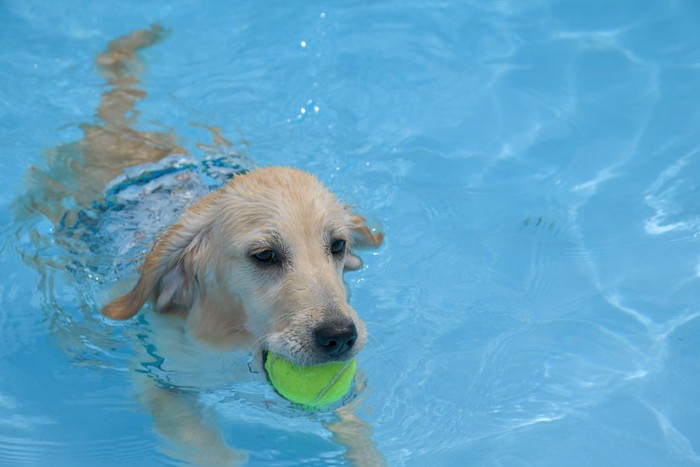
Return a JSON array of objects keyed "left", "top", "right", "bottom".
[{"left": 15, "top": 25, "right": 385, "bottom": 466}]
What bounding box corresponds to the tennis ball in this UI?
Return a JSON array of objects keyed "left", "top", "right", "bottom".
[{"left": 264, "top": 352, "right": 356, "bottom": 408}]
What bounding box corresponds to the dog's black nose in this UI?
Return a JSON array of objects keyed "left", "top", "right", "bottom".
[{"left": 314, "top": 321, "right": 357, "bottom": 357}]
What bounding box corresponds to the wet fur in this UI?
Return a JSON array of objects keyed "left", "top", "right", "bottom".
[
  {"left": 102, "top": 167, "right": 383, "bottom": 366},
  {"left": 23, "top": 25, "right": 385, "bottom": 465}
]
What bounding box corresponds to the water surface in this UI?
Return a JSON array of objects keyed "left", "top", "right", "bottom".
[{"left": 1, "top": 1, "right": 700, "bottom": 465}]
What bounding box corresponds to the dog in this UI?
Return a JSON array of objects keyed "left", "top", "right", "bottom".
[
  {"left": 102, "top": 166, "right": 383, "bottom": 365},
  {"left": 19, "top": 25, "right": 385, "bottom": 465}
]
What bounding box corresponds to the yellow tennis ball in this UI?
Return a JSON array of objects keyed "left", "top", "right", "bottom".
[{"left": 264, "top": 353, "right": 356, "bottom": 408}]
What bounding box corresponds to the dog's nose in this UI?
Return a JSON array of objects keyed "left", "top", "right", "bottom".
[{"left": 314, "top": 321, "right": 357, "bottom": 357}]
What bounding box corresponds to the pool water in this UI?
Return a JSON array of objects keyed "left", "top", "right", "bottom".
[{"left": 2, "top": 1, "right": 700, "bottom": 465}]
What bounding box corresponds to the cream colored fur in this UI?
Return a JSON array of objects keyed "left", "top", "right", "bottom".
[
  {"left": 23, "top": 25, "right": 385, "bottom": 466},
  {"left": 102, "top": 167, "right": 383, "bottom": 367}
]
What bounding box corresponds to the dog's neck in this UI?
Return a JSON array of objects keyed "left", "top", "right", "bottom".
[{"left": 183, "top": 281, "right": 254, "bottom": 349}]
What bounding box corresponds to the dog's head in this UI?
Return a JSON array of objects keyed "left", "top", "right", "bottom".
[{"left": 102, "top": 167, "right": 382, "bottom": 365}]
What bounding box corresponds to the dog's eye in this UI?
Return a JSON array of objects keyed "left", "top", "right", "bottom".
[
  {"left": 252, "top": 249, "right": 279, "bottom": 265},
  {"left": 330, "top": 239, "right": 346, "bottom": 256}
]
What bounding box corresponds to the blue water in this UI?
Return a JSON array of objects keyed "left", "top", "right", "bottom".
[{"left": 2, "top": 1, "right": 700, "bottom": 465}]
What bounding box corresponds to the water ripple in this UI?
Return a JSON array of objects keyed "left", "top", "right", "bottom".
[{"left": 0, "top": 434, "right": 155, "bottom": 466}]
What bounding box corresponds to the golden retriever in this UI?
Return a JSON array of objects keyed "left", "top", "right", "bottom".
[
  {"left": 102, "top": 166, "right": 383, "bottom": 366},
  {"left": 20, "top": 25, "right": 385, "bottom": 465}
]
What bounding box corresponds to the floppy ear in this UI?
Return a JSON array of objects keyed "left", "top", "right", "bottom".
[
  {"left": 101, "top": 194, "right": 217, "bottom": 320},
  {"left": 344, "top": 210, "right": 383, "bottom": 272}
]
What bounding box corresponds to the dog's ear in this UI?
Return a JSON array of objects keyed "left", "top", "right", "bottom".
[
  {"left": 344, "top": 210, "right": 383, "bottom": 271},
  {"left": 102, "top": 194, "right": 217, "bottom": 319}
]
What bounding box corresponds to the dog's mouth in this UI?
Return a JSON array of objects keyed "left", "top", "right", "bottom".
[
  {"left": 261, "top": 317, "right": 364, "bottom": 367},
  {"left": 261, "top": 348, "right": 356, "bottom": 368}
]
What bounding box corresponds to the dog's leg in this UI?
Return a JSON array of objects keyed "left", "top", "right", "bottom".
[
  {"left": 139, "top": 383, "right": 247, "bottom": 466},
  {"left": 17, "top": 25, "right": 186, "bottom": 226},
  {"left": 324, "top": 374, "right": 386, "bottom": 467},
  {"left": 325, "top": 404, "right": 387, "bottom": 467},
  {"left": 125, "top": 310, "right": 247, "bottom": 465},
  {"left": 76, "top": 24, "right": 187, "bottom": 202},
  {"left": 95, "top": 24, "right": 163, "bottom": 130}
]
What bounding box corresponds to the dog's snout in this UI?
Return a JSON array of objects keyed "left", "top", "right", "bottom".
[{"left": 314, "top": 321, "right": 357, "bottom": 357}]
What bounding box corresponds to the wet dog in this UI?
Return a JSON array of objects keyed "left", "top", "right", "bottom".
[
  {"left": 102, "top": 166, "right": 382, "bottom": 366},
  {"left": 20, "top": 25, "right": 384, "bottom": 465}
]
